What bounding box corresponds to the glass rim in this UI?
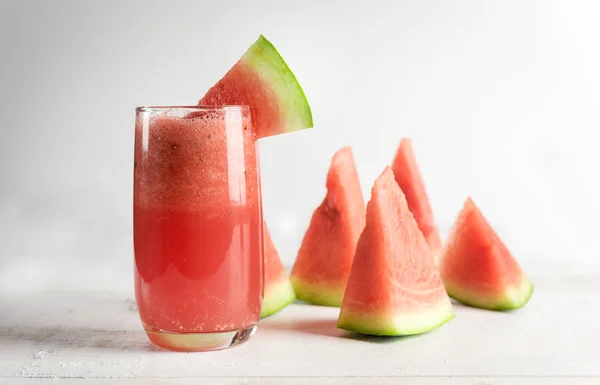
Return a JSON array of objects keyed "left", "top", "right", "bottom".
[{"left": 136, "top": 105, "right": 250, "bottom": 113}]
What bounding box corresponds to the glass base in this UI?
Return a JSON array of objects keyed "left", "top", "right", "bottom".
[{"left": 144, "top": 324, "right": 257, "bottom": 352}]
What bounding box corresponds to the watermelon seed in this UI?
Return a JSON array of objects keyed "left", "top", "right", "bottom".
[
  {"left": 172, "top": 144, "right": 177, "bottom": 150},
  {"left": 244, "top": 126, "right": 247, "bottom": 131},
  {"left": 208, "top": 134, "right": 212, "bottom": 139},
  {"left": 324, "top": 199, "right": 339, "bottom": 218},
  {"left": 325, "top": 207, "right": 339, "bottom": 218},
  {"left": 134, "top": 161, "right": 137, "bottom": 169}
]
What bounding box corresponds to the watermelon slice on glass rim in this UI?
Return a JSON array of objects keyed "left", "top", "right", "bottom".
[{"left": 199, "top": 35, "right": 313, "bottom": 138}]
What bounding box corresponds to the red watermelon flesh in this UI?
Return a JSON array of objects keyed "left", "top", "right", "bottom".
[
  {"left": 391, "top": 138, "right": 442, "bottom": 262},
  {"left": 337, "top": 167, "right": 454, "bottom": 336},
  {"left": 439, "top": 198, "right": 533, "bottom": 310},
  {"left": 290, "top": 147, "right": 366, "bottom": 307},
  {"left": 199, "top": 35, "right": 313, "bottom": 139},
  {"left": 261, "top": 224, "right": 296, "bottom": 318}
]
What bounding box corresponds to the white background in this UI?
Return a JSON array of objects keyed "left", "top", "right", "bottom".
[{"left": 1, "top": 0, "right": 599, "bottom": 294}]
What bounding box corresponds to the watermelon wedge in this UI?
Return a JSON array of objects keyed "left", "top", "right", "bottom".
[
  {"left": 439, "top": 198, "right": 534, "bottom": 310},
  {"left": 337, "top": 167, "right": 454, "bottom": 336},
  {"left": 261, "top": 224, "right": 296, "bottom": 318},
  {"left": 199, "top": 35, "right": 313, "bottom": 138},
  {"left": 391, "top": 138, "right": 442, "bottom": 262},
  {"left": 290, "top": 147, "right": 366, "bottom": 307}
]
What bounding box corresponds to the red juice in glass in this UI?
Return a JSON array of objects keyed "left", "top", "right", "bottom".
[{"left": 133, "top": 106, "right": 263, "bottom": 351}]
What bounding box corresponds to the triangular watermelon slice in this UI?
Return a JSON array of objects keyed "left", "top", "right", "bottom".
[
  {"left": 290, "top": 147, "right": 366, "bottom": 307},
  {"left": 439, "top": 198, "right": 534, "bottom": 310},
  {"left": 199, "top": 35, "right": 313, "bottom": 138},
  {"left": 391, "top": 138, "right": 442, "bottom": 262},
  {"left": 261, "top": 224, "right": 296, "bottom": 318},
  {"left": 337, "top": 167, "right": 454, "bottom": 336}
]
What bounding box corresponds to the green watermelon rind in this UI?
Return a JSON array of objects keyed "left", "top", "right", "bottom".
[
  {"left": 260, "top": 279, "right": 296, "bottom": 319},
  {"left": 290, "top": 277, "right": 345, "bottom": 307},
  {"left": 445, "top": 277, "right": 534, "bottom": 311},
  {"left": 241, "top": 35, "right": 313, "bottom": 132},
  {"left": 337, "top": 300, "right": 455, "bottom": 337}
]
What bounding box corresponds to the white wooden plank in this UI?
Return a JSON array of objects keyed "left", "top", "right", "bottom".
[
  {"left": 1, "top": 378, "right": 600, "bottom": 385},
  {"left": 0, "top": 275, "right": 598, "bottom": 380}
]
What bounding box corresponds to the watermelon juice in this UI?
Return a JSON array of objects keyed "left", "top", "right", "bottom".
[{"left": 133, "top": 106, "right": 263, "bottom": 351}]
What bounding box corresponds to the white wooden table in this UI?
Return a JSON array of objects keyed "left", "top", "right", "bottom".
[{"left": 1, "top": 274, "right": 598, "bottom": 384}]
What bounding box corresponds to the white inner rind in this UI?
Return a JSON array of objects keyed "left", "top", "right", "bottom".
[
  {"left": 261, "top": 279, "right": 296, "bottom": 318},
  {"left": 444, "top": 276, "right": 534, "bottom": 310},
  {"left": 241, "top": 35, "right": 313, "bottom": 132},
  {"left": 337, "top": 298, "right": 455, "bottom": 336},
  {"left": 290, "top": 277, "right": 346, "bottom": 307}
]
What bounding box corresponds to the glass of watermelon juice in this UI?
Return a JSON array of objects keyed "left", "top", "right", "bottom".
[{"left": 133, "top": 106, "right": 263, "bottom": 352}]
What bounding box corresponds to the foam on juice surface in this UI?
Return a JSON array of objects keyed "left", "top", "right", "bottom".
[{"left": 134, "top": 109, "right": 258, "bottom": 212}]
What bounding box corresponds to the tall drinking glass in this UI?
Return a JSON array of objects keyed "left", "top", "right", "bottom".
[{"left": 133, "top": 106, "right": 263, "bottom": 352}]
